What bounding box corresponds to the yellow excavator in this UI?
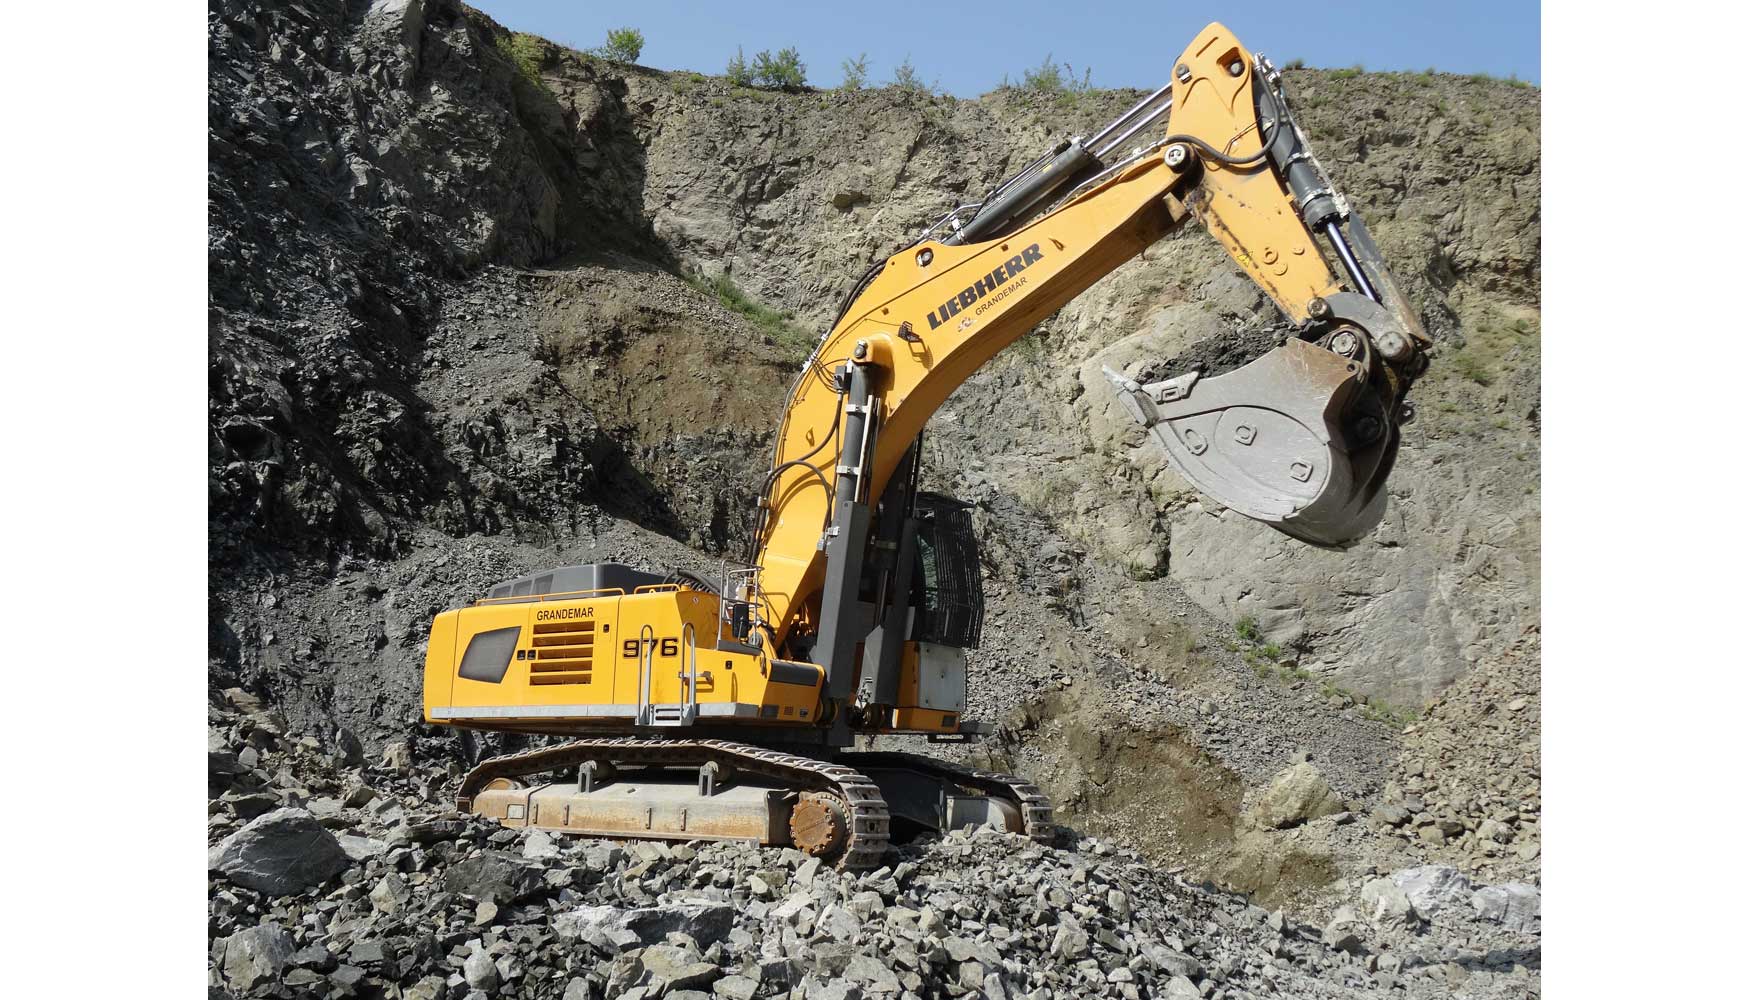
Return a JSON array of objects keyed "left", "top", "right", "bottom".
[{"left": 422, "top": 24, "right": 1429, "bottom": 868}]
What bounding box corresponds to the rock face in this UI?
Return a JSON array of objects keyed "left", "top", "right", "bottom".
[
  {"left": 205, "top": 9, "right": 1541, "bottom": 990},
  {"left": 208, "top": 0, "right": 1540, "bottom": 746},
  {"left": 210, "top": 808, "right": 349, "bottom": 895}
]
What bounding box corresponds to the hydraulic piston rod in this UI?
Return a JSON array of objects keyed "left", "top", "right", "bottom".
[{"left": 1322, "top": 221, "right": 1380, "bottom": 303}]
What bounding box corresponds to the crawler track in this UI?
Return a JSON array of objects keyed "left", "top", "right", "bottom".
[
  {"left": 845, "top": 750, "right": 1057, "bottom": 844},
  {"left": 457, "top": 737, "right": 891, "bottom": 870}
]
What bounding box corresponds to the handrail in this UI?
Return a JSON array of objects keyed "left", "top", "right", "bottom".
[
  {"left": 637, "top": 623, "right": 654, "bottom": 725},
  {"left": 632, "top": 583, "right": 683, "bottom": 594},
  {"left": 473, "top": 586, "right": 626, "bottom": 606},
  {"left": 682, "top": 623, "right": 698, "bottom": 711}
]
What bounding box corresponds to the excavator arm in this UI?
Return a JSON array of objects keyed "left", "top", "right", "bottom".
[{"left": 744, "top": 23, "right": 1429, "bottom": 676}]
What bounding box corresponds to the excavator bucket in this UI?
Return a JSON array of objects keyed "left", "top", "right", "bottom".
[{"left": 1105, "top": 340, "right": 1396, "bottom": 547}]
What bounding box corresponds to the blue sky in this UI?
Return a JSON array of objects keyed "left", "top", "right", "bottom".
[{"left": 470, "top": 1, "right": 1540, "bottom": 96}]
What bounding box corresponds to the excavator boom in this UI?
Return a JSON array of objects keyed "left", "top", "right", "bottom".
[{"left": 753, "top": 22, "right": 1428, "bottom": 656}]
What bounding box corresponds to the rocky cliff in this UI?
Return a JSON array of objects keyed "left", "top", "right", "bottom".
[
  {"left": 209, "top": 3, "right": 1541, "bottom": 982},
  {"left": 211, "top": 0, "right": 1537, "bottom": 723}
]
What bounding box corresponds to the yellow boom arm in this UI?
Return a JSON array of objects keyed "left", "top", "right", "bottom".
[{"left": 747, "top": 23, "right": 1429, "bottom": 658}]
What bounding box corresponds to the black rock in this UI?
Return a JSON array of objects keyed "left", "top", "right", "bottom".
[
  {"left": 443, "top": 851, "right": 548, "bottom": 904},
  {"left": 211, "top": 807, "right": 350, "bottom": 895}
]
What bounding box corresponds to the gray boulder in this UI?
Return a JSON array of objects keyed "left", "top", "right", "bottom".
[
  {"left": 211, "top": 808, "right": 349, "bottom": 894},
  {"left": 637, "top": 944, "right": 720, "bottom": 992},
  {"left": 463, "top": 945, "right": 499, "bottom": 991},
  {"left": 1472, "top": 883, "right": 1541, "bottom": 933},
  {"left": 443, "top": 851, "right": 547, "bottom": 904},
  {"left": 557, "top": 901, "right": 735, "bottom": 949},
  {"left": 521, "top": 828, "right": 561, "bottom": 860},
  {"left": 217, "top": 922, "right": 296, "bottom": 990},
  {"left": 1360, "top": 877, "right": 1421, "bottom": 929},
  {"left": 1390, "top": 865, "right": 1473, "bottom": 916},
  {"left": 1321, "top": 906, "right": 1365, "bottom": 953},
  {"left": 1248, "top": 763, "right": 1346, "bottom": 829},
  {"left": 335, "top": 833, "right": 389, "bottom": 862}
]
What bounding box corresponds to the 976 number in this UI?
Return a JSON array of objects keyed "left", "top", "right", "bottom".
[{"left": 623, "top": 637, "right": 679, "bottom": 658}]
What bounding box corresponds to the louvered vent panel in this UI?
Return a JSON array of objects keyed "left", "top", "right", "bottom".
[{"left": 529, "top": 620, "right": 594, "bottom": 685}]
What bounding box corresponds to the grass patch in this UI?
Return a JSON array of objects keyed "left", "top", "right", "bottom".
[
  {"left": 496, "top": 32, "right": 549, "bottom": 91},
  {"left": 1361, "top": 697, "right": 1420, "bottom": 728},
  {"left": 1445, "top": 310, "right": 1540, "bottom": 390},
  {"left": 1452, "top": 352, "right": 1493, "bottom": 386},
  {"left": 1331, "top": 64, "right": 1365, "bottom": 80},
  {"left": 684, "top": 271, "right": 816, "bottom": 357},
  {"left": 1235, "top": 615, "right": 1262, "bottom": 643},
  {"left": 1231, "top": 611, "right": 1420, "bottom": 724},
  {"left": 1467, "top": 70, "right": 1536, "bottom": 89}
]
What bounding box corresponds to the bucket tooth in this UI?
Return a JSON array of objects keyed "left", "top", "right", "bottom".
[{"left": 1105, "top": 339, "right": 1395, "bottom": 546}]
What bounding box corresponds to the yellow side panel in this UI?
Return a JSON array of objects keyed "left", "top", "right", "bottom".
[
  {"left": 446, "top": 596, "right": 616, "bottom": 712},
  {"left": 611, "top": 590, "right": 724, "bottom": 705},
  {"left": 421, "top": 609, "right": 459, "bottom": 722},
  {"left": 427, "top": 588, "right": 829, "bottom": 726}
]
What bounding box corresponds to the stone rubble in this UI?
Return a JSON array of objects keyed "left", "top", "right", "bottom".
[{"left": 208, "top": 696, "right": 1540, "bottom": 999}]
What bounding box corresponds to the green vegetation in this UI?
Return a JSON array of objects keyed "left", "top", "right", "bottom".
[
  {"left": 684, "top": 271, "right": 815, "bottom": 356},
  {"left": 1445, "top": 309, "right": 1540, "bottom": 391},
  {"left": 726, "top": 46, "right": 808, "bottom": 90},
  {"left": 752, "top": 47, "right": 807, "bottom": 90},
  {"left": 1233, "top": 613, "right": 1421, "bottom": 726},
  {"left": 1360, "top": 697, "right": 1420, "bottom": 728},
  {"left": 586, "top": 26, "right": 644, "bottom": 64},
  {"left": 1016, "top": 54, "right": 1093, "bottom": 105},
  {"left": 1331, "top": 63, "right": 1365, "bottom": 80},
  {"left": 726, "top": 47, "right": 753, "bottom": 87},
  {"left": 671, "top": 70, "right": 706, "bottom": 95},
  {"left": 1452, "top": 352, "right": 1494, "bottom": 386},
  {"left": 890, "top": 56, "right": 930, "bottom": 95},
  {"left": 1466, "top": 70, "right": 1536, "bottom": 90},
  {"left": 841, "top": 53, "right": 869, "bottom": 90},
  {"left": 496, "top": 32, "right": 548, "bottom": 90},
  {"left": 1283, "top": 58, "right": 1306, "bottom": 70}
]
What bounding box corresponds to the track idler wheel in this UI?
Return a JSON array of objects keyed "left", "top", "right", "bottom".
[{"left": 790, "top": 791, "right": 850, "bottom": 859}]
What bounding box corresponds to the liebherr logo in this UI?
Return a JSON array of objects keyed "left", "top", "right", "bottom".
[{"left": 924, "top": 243, "right": 1045, "bottom": 330}]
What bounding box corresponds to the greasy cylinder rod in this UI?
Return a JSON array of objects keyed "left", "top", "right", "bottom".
[
  {"left": 944, "top": 84, "right": 1178, "bottom": 246},
  {"left": 1088, "top": 82, "right": 1174, "bottom": 148},
  {"left": 944, "top": 140, "right": 1100, "bottom": 245},
  {"left": 1094, "top": 96, "right": 1174, "bottom": 159},
  {"left": 1322, "top": 221, "right": 1380, "bottom": 303}
]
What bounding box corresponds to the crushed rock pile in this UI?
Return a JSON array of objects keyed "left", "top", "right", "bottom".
[
  {"left": 209, "top": 693, "right": 1537, "bottom": 999},
  {"left": 1368, "top": 629, "right": 1542, "bottom": 881}
]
